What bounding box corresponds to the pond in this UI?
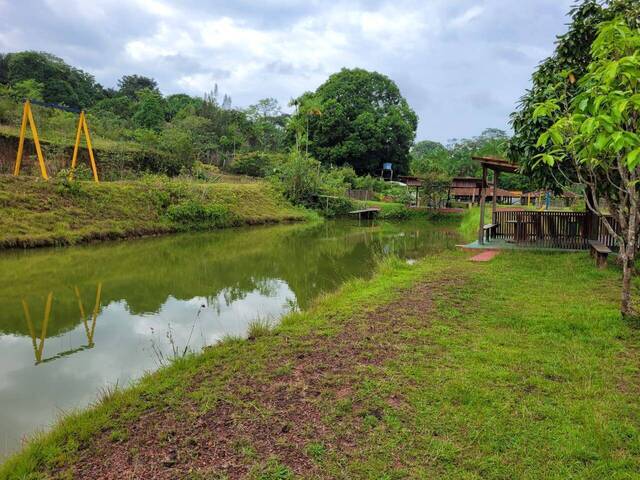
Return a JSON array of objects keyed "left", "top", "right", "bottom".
[{"left": 0, "top": 219, "right": 461, "bottom": 460}]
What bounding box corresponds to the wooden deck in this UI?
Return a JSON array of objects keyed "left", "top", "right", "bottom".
[
  {"left": 491, "top": 210, "right": 618, "bottom": 250},
  {"left": 349, "top": 208, "right": 381, "bottom": 220}
]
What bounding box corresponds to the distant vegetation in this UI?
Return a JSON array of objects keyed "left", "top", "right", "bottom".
[{"left": 0, "top": 51, "right": 517, "bottom": 214}]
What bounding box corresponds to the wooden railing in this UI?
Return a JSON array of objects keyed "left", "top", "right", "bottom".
[
  {"left": 492, "top": 210, "right": 619, "bottom": 250},
  {"left": 347, "top": 189, "right": 373, "bottom": 201}
]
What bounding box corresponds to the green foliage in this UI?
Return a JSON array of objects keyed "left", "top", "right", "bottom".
[
  {"left": 270, "top": 151, "right": 322, "bottom": 207},
  {"left": 91, "top": 96, "right": 135, "bottom": 118},
  {"left": 289, "top": 68, "right": 417, "bottom": 175},
  {"left": 165, "top": 93, "right": 201, "bottom": 121},
  {"left": 412, "top": 129, "right": 509, "bottom": 179},
  {"left": 411, "top": 129, "right": 531, "bottom": 191},
  {"left": 509, "top": 0, "right": 640, "bottom": 190},
  {"left": 0, "top": 176, "right": 307, "bottom": 247},
  {"left": 166, "top": 201, "right": 230, "bottom": 229},
  {"left": 117, "top": 74, "right": 159, "bottom": 99},
  {"left": 132, "top": 88, "right": 166, "bottom": 130},
  {"left": 246, "top": 98, "right": 288, "bottom": 152},
  {"left": 3, "top": 51, "right": 104, "bottom": 108},
  {"left": 10, "top": 79, "right": 44, "bottom": 101},
  {"left": 533, "top": 19, "right": 640, "bottom": 178},
  {"left": 229, "top": 152, "right": 282, "bottom": 177}
]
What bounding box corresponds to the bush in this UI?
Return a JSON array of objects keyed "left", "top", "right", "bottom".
[
  {"left": 269, "top": 151, "right": 322, "bottom": 206},
  {"left": 229, "top": 152, "right": 283, "bottom": 177},
  {"left": 166, "top": 201, "right": 231, "bottom": 228}
]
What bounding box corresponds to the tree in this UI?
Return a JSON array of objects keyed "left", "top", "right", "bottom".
[
  {"left": 165, "top": 93, "right": 201, "bottom": 121},
  {"left": 289, "top": 68, "right": 417, "bottom": 175},
  {"left": 10, "top": 79, "right": 44, "bottom": 101},
  {"left": 91, "top": 96, "right": 135, "bottom": 118},
  {"left": 412, "top": 140, "right": 447, "bottom": 159},
  {"left": 246, "top": 98, "right": 288, "bottom": 151},
  {"left": 132, "top": 88, "right": 166, "bottom": 130},
  {"left": 533, "top": 19, "right": 640, "bottom": 317},
  {"left": 411, "top": 130, "right": 509, "bottom": 178},
  {"left": 3, "top": 51, "right": 104, "bottom": 108},
  {"left": 509, "top": 0, "right": 640, "bottom": 189},
  {"left": 117, "top": 74, "right": 159, "bottom": 99}
]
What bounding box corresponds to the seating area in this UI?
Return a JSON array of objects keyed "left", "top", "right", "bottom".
[
  {"left": 589, "top": 240, "right": 612, "bottom": 268},
  {"left": 482, "top": 223, "right": 498, "bottom": 242},
  {"left": 471, "top": 157, "right": 619, "bottom": 255}
]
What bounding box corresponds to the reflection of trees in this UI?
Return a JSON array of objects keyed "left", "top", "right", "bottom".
[{"left": 0, "top": 221, "right": 460, "bottom": 339}]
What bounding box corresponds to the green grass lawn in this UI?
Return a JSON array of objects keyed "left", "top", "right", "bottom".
[
  {"left": 1, "top": 244, "right": 638, "bottom": 479},
  {"left": 0, "top": 175, "right": 310, "bottom": 248}
]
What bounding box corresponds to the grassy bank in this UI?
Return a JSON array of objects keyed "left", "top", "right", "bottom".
[
  {"left": 1, "top": 233, "right": 638, "bottom": 478},
  {"left": 0, "top": 175, "right": 310, "bottom": 248},
  {"left": 354, "top": 200, "right": 465, "bottom": 221}
]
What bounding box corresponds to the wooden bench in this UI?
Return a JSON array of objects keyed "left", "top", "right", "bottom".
[
  {"left": 589, "top": 240, "right": 611, "bottom": 268},
  {"left": 483, "top": 223, "right": 498, "bottom": 242}
]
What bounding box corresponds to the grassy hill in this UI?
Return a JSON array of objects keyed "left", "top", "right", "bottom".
[{"left": 0, "top": 175, "right": 310, "bottom": 248}]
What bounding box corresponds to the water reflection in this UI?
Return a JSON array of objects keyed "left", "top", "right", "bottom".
[
  {"left": 0, "top": 220, "right": 460, "bottom": 459},
  {"left": 20, "top": 283, "right": 103, "bottom": 365}
]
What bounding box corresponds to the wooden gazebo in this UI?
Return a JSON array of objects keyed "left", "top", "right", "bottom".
[
  {"left": 473, "top": 156, "right": 519, "bottom": 245},
  {"left": 399, "top": 175, "right": 424, "bottom": 207}
]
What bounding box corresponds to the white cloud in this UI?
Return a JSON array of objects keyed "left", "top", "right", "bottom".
[
  {"left": 450, "top": 5, "right": 484, "bottom": 29},
  {"left": 1, "top": 0, "right": 576, "bottom": 141}
]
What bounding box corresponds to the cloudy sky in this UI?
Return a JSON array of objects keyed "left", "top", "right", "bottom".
[{"left": 0, "top": 0, "right": 574, "bottom": 143}]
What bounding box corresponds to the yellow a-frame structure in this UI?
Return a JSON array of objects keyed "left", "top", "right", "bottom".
[
  {"left": 13, "top": 100, "right": 99, "bottom": 182},
  {"left": 14, "top": 100, "right": 49, "bottom": 180},
  {"left": 70, "top": 111, "right": 99, "bottom": 182}
]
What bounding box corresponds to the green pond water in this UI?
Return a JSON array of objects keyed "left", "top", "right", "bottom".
[{"left": 0, "top": 219, "right": 461, "bottom": 460}]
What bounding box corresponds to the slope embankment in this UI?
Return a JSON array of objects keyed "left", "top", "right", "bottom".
[{"left": 0, "top": 175, "right": 309, "bottom": 248}]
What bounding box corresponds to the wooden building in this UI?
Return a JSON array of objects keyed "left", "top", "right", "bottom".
[{"left": 449, "top": 177, "right": 521, "bottom": 205}]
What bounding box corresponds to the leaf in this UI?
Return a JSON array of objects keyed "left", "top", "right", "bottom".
[
  {"left": 536, "top": 132, "right": 550, "bottom": 147},
  {"left": 627, "top": 148, "right": 640, "bottom": 169},
  {"left": 595, "top": 134, "right": 609, "bottom": 151},
  {"left": 549, "top": 129, "right": 564, "bottom": 146}
]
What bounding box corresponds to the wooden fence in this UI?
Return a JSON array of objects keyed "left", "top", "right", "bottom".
[
  {"left": 347, "top": 189, "right": 373, "bottom": 201},
  {"left": 492, "top": 210, "right": 619, "bottom": 250}
]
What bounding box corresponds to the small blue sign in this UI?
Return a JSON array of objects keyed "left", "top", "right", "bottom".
[{"left": 383, "top": 163, "right": 392, "bottom": 171}]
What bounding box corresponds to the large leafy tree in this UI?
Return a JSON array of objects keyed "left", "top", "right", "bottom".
[
  {"left": 509, "top": 0, "right": 640, "bottom": 189},
  {"left": 534, "top": 19, "right": 640, "bottom": 317},
  {"left": 2, "top": 51, "right": 104, "bottom": 108},
  {"left": 289, "top": 68, "right": 417, "bottom": 175},
  {"left": 132, "top": 88, "right": 166, "bottom": 130},
  {"left": 117, "top": 74, "right": 159, "bottom": 100}
]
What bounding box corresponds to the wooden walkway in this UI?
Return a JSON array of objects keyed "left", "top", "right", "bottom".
[{"left": 349, "top": 208, "right": 381, "bottom": 220}]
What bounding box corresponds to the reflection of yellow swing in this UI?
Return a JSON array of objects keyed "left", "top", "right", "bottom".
[
  {"left": 75, "top": 283, "right": 102, "bottom": 348},
  {"left": 13, "top": 100, "right": 99, "bottom": 182},
  {"left": 21, "top": 282, "right": 103, "bottom": 365},
  {"left": 22, "top": 292, "right": 52, "bottom": 364}
]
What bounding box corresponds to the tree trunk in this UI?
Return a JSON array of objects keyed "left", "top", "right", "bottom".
[
  {"left": 621, "top": 253, "right": 634, "bottom": 317},
  {"left": 620, "top": 205, "right": 638, "bottom": 318}
]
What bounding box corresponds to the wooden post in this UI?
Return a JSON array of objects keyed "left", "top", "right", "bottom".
[
  {"left": 492, "top": 171, "right": 499, "bottom": 224},
  {"left": 478, "top": 165, "right": 488, "bottom": 244}
]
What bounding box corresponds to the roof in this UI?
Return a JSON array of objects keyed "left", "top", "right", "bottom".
[
  {"left": 451, "top": 186, "right": 522, "bottom": 197},
  {"left": 398, "top": 175, "right": 424, "bottom": 187},
  {"left": 472, "top": 156, "right": 519, "bottom": 174}
]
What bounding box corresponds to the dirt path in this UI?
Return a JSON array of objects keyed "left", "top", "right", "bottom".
[{"left": 66, "top": 277, "right": 460, "bottom": 479}]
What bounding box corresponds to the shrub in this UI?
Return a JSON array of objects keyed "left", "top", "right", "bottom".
[
  {"left": 269, "top": 151, "right": 322, "bottom": 206},
  {"left": 229, "top": 152, "right": 281, "bottom": 177},
  {"left": 166, "top": 201, "right": 231, "bottom": 228}
]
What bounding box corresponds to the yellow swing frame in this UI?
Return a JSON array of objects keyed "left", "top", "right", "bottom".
[
  {"left": 13, "top": 100, "right": 48, "bottom": 179},
  {"left": 70, "top": 110, "right": 99, "bottom": 182},
  {"left": 13, "top": 100, "right": 100, "bottom": 182}
]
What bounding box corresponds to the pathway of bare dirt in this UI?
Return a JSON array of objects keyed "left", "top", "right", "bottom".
[{"left": 65, "top": 276, "right": 462, "bottom": 479}]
